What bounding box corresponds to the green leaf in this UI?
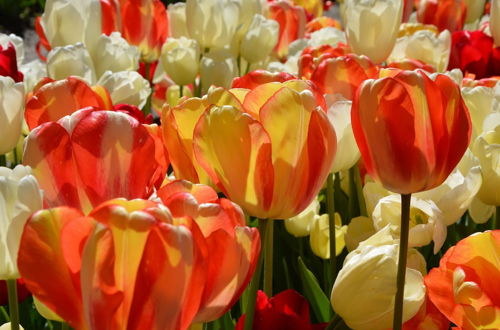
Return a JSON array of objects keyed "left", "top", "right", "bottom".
[{"left": 297, "top": 257, "right": 333, "bottom": 322}]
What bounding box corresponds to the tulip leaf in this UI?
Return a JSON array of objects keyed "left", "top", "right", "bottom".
[{"left": 297, "top": 257, "right": 333, "bottom": 322}]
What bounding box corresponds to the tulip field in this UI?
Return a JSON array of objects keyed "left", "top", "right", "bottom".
[{"left": 1, "top": 0, "right": 500, "bottom": 329}]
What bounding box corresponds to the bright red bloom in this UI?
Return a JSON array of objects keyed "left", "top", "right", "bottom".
[
  {"left": 351, "top": 69, "right": 471, "bottom": 194},
  {"left": 417, "top": 0, "right": 466, "bottom": 32},
  {"left": 425, "top": 230, "right": 500, "bottom": 329},
  {"left": 448, "top": 30, "right": 494, "bottom": 79},
  {"left": 0, "top": 43, "right": 23, "bottom": 82},
  {"left": 236, "top": 290, "right": 326, "bottom": 330}
]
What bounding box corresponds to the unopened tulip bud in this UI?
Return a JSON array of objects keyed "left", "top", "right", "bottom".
[
  {"left": 168, "top": 3, "right": 189, "bottom": 38},
  {"left": 160, "top": 37, "right": 200, "bottom": 86},
  {"left": 240, "top": 14, "right": 279, "bottom": 64},
  {"left": 472, "top": 124, "right": 500, "bottom": 206},
  {"left": 285, "top": 197, "right": 320, "bottom": 237},
  {"left": 344, "top": 216, "right": 376, "bottom": 252},
  {"left": 200, "top": 49, "right": 238, "bottom": 91},
  {"left": 309, "top": 213, "right": 347, "bottom": 259},
  {"left": 97, "top": 71, "right": 151, "bottom": 108},
  {"left": 0, "top": 77, "right": 24, "bottom": 155},
  {"left": 47, "top": 43, "right": 96, "bottom": 84},
  {"left": 91, "top": 32, "right": 139, "bottom": 78}
]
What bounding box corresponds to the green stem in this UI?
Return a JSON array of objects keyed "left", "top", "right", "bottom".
[
  {"left": 348, "top": 167, "right": 356, "bottom": 220},
  {"left": 142, "top": 62, "right": 152, "bottom": 116},
  {"left": 393, "top": 194, "right": 411, "bottom": 330},
  {"left": 0, "top": 154, "right": 6, "bottom": 167},
  {"left": 495, "top": 206, "right": 500, "bottom": 230},
  {"left": 243, "top": 220, "right": 268, "bottom": 330},
  {"left": 263, "top": 219, "right": 274, "bottom": 296},
  {"left": 326, "top": 173, "right": 337, "bottom": 284},
  {"left": 179, "top": 85, "right": 183, "bottom": 98},
  {"left": 7, "top": 279, "right": 19, "bottom": 330},
  {"left": 354, "top": 164, "right": 367, "bottom": 217}
]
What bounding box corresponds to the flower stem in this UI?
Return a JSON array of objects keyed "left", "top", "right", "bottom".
[
  {"left": 393, "top": 193, "right": 411, "bottom": 330},
  {"left": 7, "top": 279, "right": 19, "bottom": 330},
  {"left": 326, "top": 173, "right": 337, "bottom": 284},
  {"left": 243, "top": 219, "right": 268, "bottom": 330},
  {"left": 263, "top": 219, "right": 274, "bottom": 296},
  {"left": 354, "top": 165, "right": 367, "bottom": 217},
  {"left": 495, "top": 206, "right": 500, "bottom": 230},
  {"left": 0, "top": 154, "right": 6, "bottom": 167}
]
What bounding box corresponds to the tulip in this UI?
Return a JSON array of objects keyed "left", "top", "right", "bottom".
[
  {"left": 97, "top": 70, "right": 151, "bottom": 109},
  {"left": 193, "top": 80, "right": 336, "bottom": 219},
  {"left": 0, "top": 323, "right": 24, "bottom": 330},
  {"left": 0, "top": 33, "right": 24, "bottom": 67},
  {"left": 307, "top": 27, "right": 347, "bottom": 49},
  {"left": 185, "top": 0, "right": 240, "bottom": 51},
  {"left": 18, "top": 199, "right": 207, "bottom": 329},
  {"left": 240, "top": 15, "right": 279, "bottom": 64},
  {"left": 120, "top": 0, "right": 168, "bottom": 62},
  {"left": 168, "top": 3, "right": 189, "bottom": 38},
  {"left": 235, "top": 0, "right": 262, "bottom": 38},
  {"left": 344, "top": 216, "right": 376, "bottom": 252},
  {"left": 309, "top": 213, "right": 347, "bottom": 259},
  {"left": 352, "top": 69, "right": 471, "bottom": 195},
  {"left": 200, "top": 49, "right": 238, "bottom": 91},
  {"left": 388, "top": 25, "right": 451, "bottom": 72},
  {"left": 19, "top": 60, "right": 46, "bottom": 92},
  {"left": 0, "top": 43, "right": 23, "bottom": 83},
  {"left": 448, "top": 30, "right": 494, "bottom": 79},
  {"left": 425, "top": 230, "right": 500, "bottom": 329},
  {"left": 0, "top": 165, "right": 43, "bottom": 279},
  {"left": 331, "top": 243, "right": 426, "bottom": 330},
  {"left": 461, "top": 82, "right": 497, "bottom": 139},
  {"left": 160, "top": 37, "right": 200, "bottom": 86},
  {"left": 284, "top": 197, "right": 320, "bottom": 237},
  {"left": 236, "top": 290, "right": 324, "bottom": 330},
  {"left": 463, "top": 0, "right": 486, "bottom": 24},
  {"left": 157, "top": 180, "right": 260, "bottom": 322},
  {"left": 344, "top": 0, "right": 403, "bottom": 64},
  {"left": 268, "top": 0, "right": 307, "bottom": 60},
  {"left": 0, "top": 77, "right": 24, "bottom": 155},
  {"left": 472, "top": 124, "right": 500, "bottom": 206},
  {"left": 417, "top": 0, "right": 466, "bottom": 32},
  {"left": 46, "top": 43, "right": 96, "bottom": 84},
  {"left": 23, "top": 109, "right": 167, "bottom": 214},
  {"left": 491, "top": 0, "right": 500, "bottom": 46},
  {"left": 91, "top": 32, "right": 140, "bottom": 78},
  {"left": 232, "top": 70, "right": 296, "bottom": 89},
  {"left": 24, "top": 77, "right": 112, "bottom": 130}
]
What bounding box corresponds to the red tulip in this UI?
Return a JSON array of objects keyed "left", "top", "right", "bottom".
[
  {"left": 0, "top": 43, "right": 23, "bottom": 82},
  {"left": 425, "top": 230, "right": 500, "bottom": 329},
  {"left": 448, "top": 30, "right": 494, "bottom": 79},
  {"left": 18, "top": 199, "right": 207, "bottom": 330},
  {"left": 23, "top": 109, "right": 167, "bottom": 214},
  {"left": 232, "top": 70, "right": 296, "bottom": 89},
  {"left": 351, "top": 69, "right": 471, "bottom": 194},
  {"left": 417, "top": 0, "right": 466, "bottom": 32},
  {"left": 235, "top": 290, "right": 326, "bottom": 330},
  {"left": 158, "top": 180, "right": 260, "bottom": 322}
]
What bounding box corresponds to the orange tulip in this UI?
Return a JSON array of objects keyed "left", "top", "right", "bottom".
[
  {"left": 351, "top": 69, "right": 471, "bottom": 194},
  {"left": 18, "top": 199, "right": 207, "bottom": 330},
  {"left": 298, "top": 44, "right": 350, "bottom": 80},
  {"left": 24, "top": 109, "right": 167, "bottom": 214},
  {"left": 193, "top": 80, "right": 336, "bottom": 219},
  {"left": 157, "top": 180, "right": 260, "bottom": 322},
  {"left": 120, "top": 0, "right": 168, "bottom": 62},
  {"left": 268, "top": 0, "right": 307, "bottom": 60},
  {"left": 305, "top": 17, "right": 342, "bottom": 35},
  {"left": 425, "top": 230, "right": 500, "bottom": 329},
  {"left": 417, "top": 0, "right": 466, "bottom": 32}
]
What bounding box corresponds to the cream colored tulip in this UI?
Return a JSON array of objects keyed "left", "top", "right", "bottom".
[
  {"left": 363, "top": 179, "right": 391, "bottom": 217},
  {"left": 309, "top": 213, "right": 347, "bottom": 259},
  {"left": 20, "top": 60, "right": 47, "bottom": 93},
  {"left": 240, "top": 14, "right": 279, "bottom": 64},
  {"left": 344, "top": 216, "right": 376, "bottom": 252},
  {"left": 344, "top": 0, "right": 403, "bottom": 64},
  {"left": 47, "top": 43, "right": 96, "bottom": 84},
  {"left": 407, "top": 248, "right": 427, "bottom": 276},
  {"left": 236, "top": 0, "right": 262, "bottom": 37},
  {"left": 0, "top": 323, "right": 24, "bottom": 330},
  {"left": 468, "top": 195, "right": 495, "bottom": 224},
  {"left": 372, "top": 195, "right": 447, "bottom": 253},
  {"left": 168, "top": 3, "right": 189, "bottom": 38},
  {"left": 0, "top": 33, "right": 24, "bottom": 66},
  {"left": 200, "top": 49, "right": 238, "bottom": 91},
  {"left": 97, "top": 71, "right": 151, "bottom": 109},
  {"left": 0, "top": 165, "right": 43, "bottom": 279},
  {"left": 464, "top": 0, "right": 486, "bottom": 24},
  {"left": 461, "top": 83, "right": 498, "bottom": 140},
  {"left": 0, "top": 77, "right": 24, "bottom": 155},
  {"left": 331, "top": 243, "right": 425, "bottom": 330},
  {"left": 388, "top": 26, "right": 451, "bottom": 72},
  {"left": 472, "top": 124, "right": 500, "bottom": 206},
  {"left": 284, "top": 197, "right": 320, "bottom": 237},
  {"left": 328, "top": 101, "right": 360, "bottom": 173},
  {"left": 186, "top": 0, "right": 240, "bottom": 50},
  {"left": 492, "top": 0, "right": 500, "bottom": 46},
  {"left": 91, "top": 32, "right": 140, "bottom": 79},
  {"left": 41, "top": 0, "right": 102, "bottom": 49},
  {"left": 166, "top": 85, "right": 193, "bottom": 107},
  {"left": 160, "top": 37, "right": 200, "bottom": 86},
  {"left": 308, "top": 27, "right": 346, "bottom": 48}
]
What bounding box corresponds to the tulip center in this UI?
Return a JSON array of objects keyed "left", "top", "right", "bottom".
[{"left": 409, "top": 208, "right": 429, "bottom": 228}]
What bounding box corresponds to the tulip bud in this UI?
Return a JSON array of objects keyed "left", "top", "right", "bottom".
[
  {"left": 461, "top": 84, "right": 496, "bottom": 139},
  {"left": 309, "top": 213, "right": 347, "bottom": 259},
  {"left": 186, "top": 0, "right": 240, "bottom": 50},
  {"left": 472, "top": 124, "right": 500, "bottom": 206},
  {"left": 235, "top": 0, "right": 262, "bottom": 37},
  {"left": 344, "top": 216, "right": 376, "bottom": 252},
  {"left": 168, "top": 3, "right": 189, "bottom": 38},
  {"left": 160, "top": 37, "right": 200, "bottom": 86},
  {"left": 0, "top": 77, "right": 24, "bottom": 155},
  {"left": 0, "top": 165, "right": 43, "bottom": 279},
  {"left": 344, "top": 0, "right": 403, "bottom": 64},
  {"left": 91, "top": 32, "right": 139, "bottom": 79},
  {"left": 284, "top": 197, "right": 320, "bottom": 237},
  {"left": 200, "top": 49, "right": 238, "bottom": 91},
  {"left": 47, "top": 43, "right": 96, "bottom": 84},
  {"left": 491, "top": 0, "right": 500, "bottom": 46},
  {"left": 240, "top": 14, "right": 279, "bottom": 64},
  {"left": 97, "top": 71, "right": 151, "bottom": 108},
  {"left": 331, "top": 244, "right": 426, "bottom": 330}
]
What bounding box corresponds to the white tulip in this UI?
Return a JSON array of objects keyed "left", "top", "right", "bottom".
[
  {"left": 91, "top": 32, "right": 140, "bottom": 79},
  {"left": 97, "top": 71, "right": 151, "bottom": 109},
  {"left": 160, "top": 37, "right": 200, "bottom": 86},
  {"left": 0, "top": 77, "right": 24, "bottom": 155},
  {"left": 472, "top": 124, "right": 500, "bottom": 206},
  {"left": 47, "top": 43, "right": 96, "bottom": 84},
  {"left": 285, "top": 197, "right": 320, "bottom": 237},
  {"left": 240, "top": 14, "right": 279, "bottom": 64},
  {"left": 168, "top": 3, "right": 189, "bottom": 38},
  {"left": 20, "top": 60, "right": 47, "bottom": 93},
  {"left": 200, "top": 49, "right": 238, "bottom": 91},
  {"left": 309, "top": 213, "right": 347, "bottom": 259}
]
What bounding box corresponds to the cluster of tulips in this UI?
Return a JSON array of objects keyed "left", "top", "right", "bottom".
[{"left": 0, "top": 0, "right": 499, "bottom": 329}]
